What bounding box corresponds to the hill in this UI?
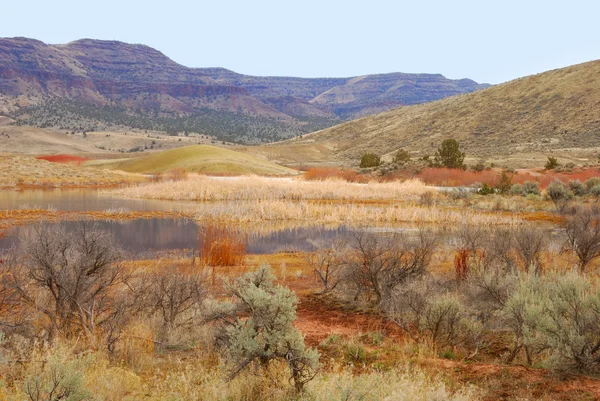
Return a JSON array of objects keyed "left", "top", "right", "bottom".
[
  {"left": 0, "top": 37, "right": 488, "bottom": 144},
  {"left": 90, "top": 145, "right": 298, "bottom": 175},
  {"left": 275, "top": 60, "right": 600, "bottom": 167}
]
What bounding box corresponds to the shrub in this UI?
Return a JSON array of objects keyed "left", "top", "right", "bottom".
[
  {"left": 545, "top": 156, "right": 559, "bottom": 170},
  {"left": 433, "top": 139, "right": 465, "bottom": 169},
  {"left": 4, "top": 223, "right": 129, "bottom": 347},
  {"left": 393, "top": 149, "right": 411, "bottom": 164},
  {"left": 208, "top": 266, "right": 319, "bottom": 393},
  {"left": 387, "top": 278, "right": 483, "bottom": 350},
  {"left": 564, "top": 206, "right": 600, "bottom": 273},
  {"left": 537, "top": 272, "right": 600, "bottom": 373},
  {"left": 568, "top": 180, "right": 587, "bottom": 196},
  {"left": 23, "top": 345, "right": 92, "bottom": 401},
  {"left": 522, "top": 181, "right": 540, "bottom": 195},
  {"left": 590, "top": 184, "right": 600, "bottom": 197},
  {"left": 495, "top": 170, "right": 513, "bottom": 195},
  {"left": 585, "top": 177, "right": 600, "bottom": 190},
  {"left": 509, "top": 183, "right": 524, "bottom": 196},
  {"left": 546, "top": 180, "right": 573, "bottom": 206},
  {"left": 471, "top": 160, "right": 486, "bottom": 172},
  {"left": 198, "top": 223, "right": 247, "bottom": 269},
  {"left": 306, "top": 239, "right": 346, "bottom": 294},
  {"left": 478, "top": 183, "right": 495, "bottom": 195},
  {"left": 342, "top": 230, "right": 437, "bottom": 304},
  {"left": 143, "top": 266, "right": 207, "bottom": 334},
  {"left": 359, "top": 153, "right": 381, "bottom": 168}
]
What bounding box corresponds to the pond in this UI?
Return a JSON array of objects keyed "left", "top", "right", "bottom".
[
  {"left": 0, "top": 189, "right": 409, "bottom": 255},
  {"left": 0, "top": 219, "right": 359, "bottom": 255}
]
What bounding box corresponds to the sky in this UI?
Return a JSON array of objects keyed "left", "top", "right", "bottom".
[{"left": 2, "top": 0, "right": 599, "bottom": 84}]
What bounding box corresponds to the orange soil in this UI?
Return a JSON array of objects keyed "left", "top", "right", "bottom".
[{"left": 36, "top": 154, "right": 91, "bottom": 165}]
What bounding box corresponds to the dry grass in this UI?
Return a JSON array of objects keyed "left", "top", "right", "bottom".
[
  {"left": 193, "top": 200, "right": 522, "bottom": 226},
  {"left": 0, "top": 153, "right": 143, "bottom": 188},
  {"left": 108, "top": 175, "right": 433, "bottom": 202}
]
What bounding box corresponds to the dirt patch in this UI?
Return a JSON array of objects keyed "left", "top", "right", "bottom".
[
  {"left": 295, "top": 294, "right": 403, "bottom": 346},
  {"left": 36, "top": 154, "right": 91, "bottom": 165}
]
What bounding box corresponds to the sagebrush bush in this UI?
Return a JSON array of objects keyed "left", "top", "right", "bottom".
[
  {"left": 360, "top": 153, "right": 381, "bottom": 168},
  {"left": 509, "top": 183, "right": 524, "bottom": 196},
  {"left": 590, "top": 184, "right": 600, "bottom": 197},
  {"left": 546, "top": 180, "right": 573, "bottom": 205},
  {"left": 568, "top": 180, "right": 587, "bottom": 196},
  {"left": 585, "top": 177, "right": 600, "bottom": 190},
  {"left": 522, "top": 181, "right": 540, "bottom": 195},
  {"left": 207, "top": 265, "right": 319, "bottom": 392}
]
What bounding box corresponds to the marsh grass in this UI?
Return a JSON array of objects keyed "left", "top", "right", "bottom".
[{"left": 109, "top": 175, "right": 433, "bottom": 202}]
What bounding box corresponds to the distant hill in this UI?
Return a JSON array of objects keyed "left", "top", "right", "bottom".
[
  {"left": 88, "top": 145, "right": 298, "bottom": 175},
  {"left": 0, "top": 37, "right": 488, "bottom": 144},
  {"left": 276, "top": 60, "right": 600, "bottom": 167}
]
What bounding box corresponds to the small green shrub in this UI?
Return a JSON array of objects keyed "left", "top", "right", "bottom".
[
  {"left": 568, "top": 180, "right": 587, "bottom": 196},
  {"left": 393, "top": 149, "right": 411, "bottom": 164},
  {"left": 360, "top": 153, "right": 381, "bottom": 168},
  {"left": 509, "top": 183, "right": 524, "bottom": 196},
  {"left": 496, "top": 170, "right": 513, "bottom": 195},
  {"left": 546, "top": 180, "right": 573, "bottom": 204},
  {"left": 523, "top": 181, "right": 541, "bottom": 195},
  {"left": 478, "top": 183, "right": 495, "bottom": 195},
  {"left": 590, "top": 184, "right": 600, "bottom": 197},
  {"left": 346, "top": 343, "right": 367, "bottom": 364},
  {"left": 585, "top": 177, "right": 600, "bottom": 190}
]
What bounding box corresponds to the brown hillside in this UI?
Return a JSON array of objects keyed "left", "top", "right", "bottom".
[{"left": 287, "top": 60, "right": 600, "bottom": 167}]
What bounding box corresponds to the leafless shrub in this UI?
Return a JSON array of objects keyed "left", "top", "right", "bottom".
[
  {"left": 513, "top": 226, "right": 547, "bottom": 274},
  {"left": 306, "top": 238, "right": 346, "bottom": 294},
  {"left": 564, "top": 205, "right": 600, "bottom": 272},
  {"left": 143, "top": 265, "right": 207, "bottom": 335},
  {"left": 386, "top": 277, "right": 484, "bottom": 354},
  {"left": 342, "top": 230, "right": 437, "bottom": 304},
  {"left": 5, "top": 223, "right": 131, "bottom": 348}
]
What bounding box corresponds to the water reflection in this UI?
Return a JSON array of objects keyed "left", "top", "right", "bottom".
[{"left": 0, "top": 218, "right": 358, "bottom": 255}]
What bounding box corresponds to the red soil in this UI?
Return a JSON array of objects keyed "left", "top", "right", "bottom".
[
  {"left": 295, "top": 294, "right": 403, "bottom": 346},
  {"left": 36, "top": 154, "right": 90, "bottom": 165}
]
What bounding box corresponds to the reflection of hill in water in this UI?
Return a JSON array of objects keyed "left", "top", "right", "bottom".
[{"left": 0, "top": 219, "right": 356, "bottom": 255}]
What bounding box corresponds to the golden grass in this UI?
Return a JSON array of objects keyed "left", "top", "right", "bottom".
[
  {"left": 108, "top": 175, "right": 434, "bottom": 201},
  {"left": 0, "top": 153, "right": 143, "bottom": 188},
  {"left": 193, "top": 200, "right": 522, "bottom": 226}
]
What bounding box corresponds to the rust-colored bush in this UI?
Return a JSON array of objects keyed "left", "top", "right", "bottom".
[
  {"left": 198, "top": 222, "right": 247, "bottom": 269},
  {"left": 304, "top": 167, "right": 363, "bottom": 183}
]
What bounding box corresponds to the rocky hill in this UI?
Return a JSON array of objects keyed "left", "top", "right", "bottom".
[
  {"left": 279, "top": 59, "right": 600, "bottom": 167},
  {"left": 0, "top": 37, "right": 488, "bottom": 144}
]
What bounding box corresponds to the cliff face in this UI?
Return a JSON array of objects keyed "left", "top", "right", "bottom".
[{"left": 0, "top": 37, "right": 489, "bottom": 143}]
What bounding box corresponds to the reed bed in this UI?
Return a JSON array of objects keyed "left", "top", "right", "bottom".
[
  {"left": 108, "top": 175, "right": 433, "bottom": 201},
  {"left": 195, "top": 200, "right": 523, "bottom": 226}
]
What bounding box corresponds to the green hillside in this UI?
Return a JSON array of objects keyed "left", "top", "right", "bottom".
[{"left": 87, "top": 145, "right": 298, "bottom": 175}]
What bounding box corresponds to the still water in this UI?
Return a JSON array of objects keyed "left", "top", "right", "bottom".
[{"left": 0, "top": 189, "right": 400, "bottom": 255}]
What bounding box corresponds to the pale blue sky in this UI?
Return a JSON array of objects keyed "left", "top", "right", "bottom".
[{"left": 2, "top": 0, "right": 598, "bottom": 84}]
